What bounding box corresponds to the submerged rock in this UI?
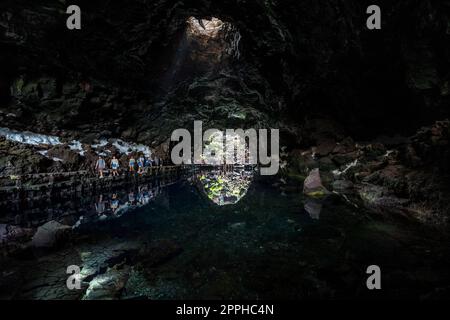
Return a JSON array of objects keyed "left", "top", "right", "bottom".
[
  {"left": 0, "top": 224, "right": 34, "bottom": 244},
  {"left": 229, "top": 222, "right": 246, "bottom": 230},
  {"left": 82, "top": 266, "right": 131, "bottom": 300}
]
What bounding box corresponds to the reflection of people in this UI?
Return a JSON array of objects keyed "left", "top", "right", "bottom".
[
  {"left": 110, "top": 193, "right": 119, "bottom": 212},
  {"left": 111, "top": 156, "right": 119, "bottom": 176},
  {"left": 95, "top": 156, "right": 106, "bottom": 178},
  {"left": 128, "top": 192, "right": 135, "bottom": 205},
  {"left": 144, "top": 157, "right": 151, "bottom": 168},
  {"left": 138, "top": 192, "right": 145, "bottom": 204},
  {"left": 143, "top": 192, "right": 150, "bottom": 204},
  {"left": 95, "top": 195, "right": 106, "bottom": 214},
  {"left": 140, "top": 186, "right": 151, "bottom": 204}
]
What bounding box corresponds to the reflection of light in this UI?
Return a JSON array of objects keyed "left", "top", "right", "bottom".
[
  {"left": 187, "top": 16, "right": 224, "bottom": 38},
  {"left": 196, "top": 169, "right": 253, "bottom": 206}
]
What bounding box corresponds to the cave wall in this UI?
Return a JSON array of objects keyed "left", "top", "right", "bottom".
[{"left": 0, "top": 0, "right": 449, "bottom": 144}]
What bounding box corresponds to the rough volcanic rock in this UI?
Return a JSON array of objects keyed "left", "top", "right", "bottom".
[
  {"left": 356, "top": 183, "right": 410, "bottom": 215},
  {"left": 331, "top": 180, "right": 354, "bottom": 194},
  {"left": 0, "top": 0, "right": 448, "bottom": 143},
  {"left": 31, "top": 220, "right": 71, "bottom": 248},
  {"left": 0, "top": 0, "right": 449, "bottom": 230},
  {"left": 0, "top": 223, "right": 34, "bottom": 245},
  {"left": 0, "top": 137, "right": 56, "bottom": 175}
]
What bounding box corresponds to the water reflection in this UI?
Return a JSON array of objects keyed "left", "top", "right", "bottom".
[
  {"left": 0, "top": 178, "right": 175, "bottom": 229},
  {"left": 193, "top": 167, "right": 254, "bottom": 206},
  {"left": 303, "top": 198, "right": 323, "bottom": 220},
  {"left": 86, "top": 184, "right": 164, "bottom": 225},
  {"left": 0, "top": 167, "right": 255, "bottom": 232}
]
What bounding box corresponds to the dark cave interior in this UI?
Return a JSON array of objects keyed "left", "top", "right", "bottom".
[
  {"left": 1, "top": 0, "right": 449, "bottom": 139},
  {"left": 0, "top": 0, "right": 450, "bottom": 300}
]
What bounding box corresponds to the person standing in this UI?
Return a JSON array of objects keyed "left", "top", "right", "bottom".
[
  {"left": 129, "top": 156, "right": 136, "bottom": 172},
  {"left": 95, "top": 156, "right": 106, "bottom": 178},
  {"left": 111, "top": 156, "right": 119, "bottom": 177}
]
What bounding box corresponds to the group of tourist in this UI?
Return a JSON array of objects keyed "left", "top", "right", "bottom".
[{"left": 94, "top": 154, "right": 163, "bottom": 178}]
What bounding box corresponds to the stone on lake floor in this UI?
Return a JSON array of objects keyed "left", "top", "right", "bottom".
[
  {"left": 303, "top": 168, "right": 329, "bottom": 197},
  {"left": 0, "top": 224, "right": 34, "bottom": 244},
  {"left": 82, "top": 266, "right": 131, "bottom": 300},
  {"left": 79, "top": 241, "right": 141, "bottom": 282},
  {"left": 31, "top": 220, "right": 71, "bottom": 248},
  {"left": 230, "top": 222, "right": 246, "bottom": 230}
]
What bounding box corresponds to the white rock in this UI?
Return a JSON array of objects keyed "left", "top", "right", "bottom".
[{"left": 303, "top": 168, "right": 328, "bottom": 195}]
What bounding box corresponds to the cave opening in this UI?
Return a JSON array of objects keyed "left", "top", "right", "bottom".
[
  {"left": 186, "top": 16, "right": 225, "bottom": 39},
  {"left": 157, "top": 15, "right": 241, "bottom": 91}
]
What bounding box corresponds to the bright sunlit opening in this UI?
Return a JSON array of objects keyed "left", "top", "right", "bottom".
[{"left": 186, "top": 16, "right": 225, "bottom": 38}]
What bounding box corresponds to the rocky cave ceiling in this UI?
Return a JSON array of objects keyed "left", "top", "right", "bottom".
[{"left": 0, "top": 0, "right": 449, "bottom": 148}]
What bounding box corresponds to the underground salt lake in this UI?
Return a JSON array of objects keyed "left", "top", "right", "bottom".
[{"left": 0, "top": 171, "right": 449, "bottom": 300}]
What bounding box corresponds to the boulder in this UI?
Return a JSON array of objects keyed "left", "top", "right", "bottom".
[
  {"left": 31, "top": 220, "right": 71, "bottom": 248},
  {"left": 46, "top": 145, "right": 83, "bottom": 167},
  {"left": 357, "top": 184, "right": 409, "bottom": 214},
  {"left": 332, "top": 137, "right": 356, "bottom": 154},
  {"left": 332, "top": 180, "right": 354, "bottom": 193},
  {"left": 303, "top": 168, "right": 329, "bottom": 197},
  {"left": 315, "top": 140, "right": 336, "bottom": 157},
  {"left": 0, "top": 224, "right": 34, "bottom": 244}
]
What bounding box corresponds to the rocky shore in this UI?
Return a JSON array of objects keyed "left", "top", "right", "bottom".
[{"left": 283, "top": 119, "right": 450, "bottom": 227}]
